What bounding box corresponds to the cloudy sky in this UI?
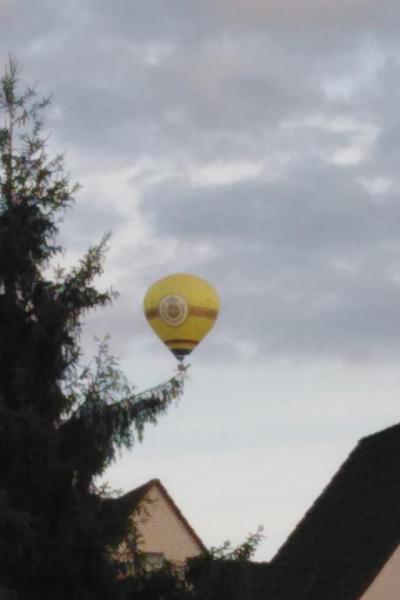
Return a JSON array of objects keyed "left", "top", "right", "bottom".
[{"left": 2, "top": 0, "right": 400, "bottom": 559}]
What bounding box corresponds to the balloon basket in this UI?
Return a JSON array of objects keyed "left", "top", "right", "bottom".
[{"left": 177, "top": 360, "right": 190, "bottom": 373}]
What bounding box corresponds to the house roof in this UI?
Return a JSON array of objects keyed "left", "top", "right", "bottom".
[
  {"left": 271, "top": 422, "right": 400, "bottom": 600},
  {"left": 190, "top": 560, "right": 315, "bottom": 600},
  {"left": 119, "top": 478, "right": 207, "bottom": 553},
  {"left": 243, "top": 563, "right": 315, "bottom": 599}
]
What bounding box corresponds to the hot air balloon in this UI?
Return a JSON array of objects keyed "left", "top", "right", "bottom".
[{"left": 143, "top": 273, "right": 220, "bottom": 362}]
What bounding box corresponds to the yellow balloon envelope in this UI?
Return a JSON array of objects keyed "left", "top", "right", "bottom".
[{"left": 143, "top": 273, "right": 220, "bottom": 361}]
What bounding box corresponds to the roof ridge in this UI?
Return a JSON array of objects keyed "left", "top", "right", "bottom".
[
  {"left": 359, "top": 421, "right": 400, "bottom": 444},
  {"left": 149, "top": 479, "right": 207, "bottom": 553},
  {"left": 118, "top": 478, "right": 207, "bottom": 553},
  {"left": 271, "top": 423, "right": 400, "bottom": 599}
]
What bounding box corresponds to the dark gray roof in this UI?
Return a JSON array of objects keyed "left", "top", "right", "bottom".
[
  {"left": 270, "top": 422, "right": 400, "bottom": 600},
  {"left": 192, "top": 560, "right": 315, "bottom": 600},
  {"left": 244, "top": 563, "right": 315, "bottom": 599}
]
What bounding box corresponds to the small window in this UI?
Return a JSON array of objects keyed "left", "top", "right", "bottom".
[{"left": 144, "top": 552, "right": 165, "bottom": 570}]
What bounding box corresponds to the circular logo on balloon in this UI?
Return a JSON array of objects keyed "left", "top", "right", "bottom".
[{"left": 159, "top": 295, "right": 188, "bottom": 327}]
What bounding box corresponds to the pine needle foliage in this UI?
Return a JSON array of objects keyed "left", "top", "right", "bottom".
[
  {"left": 121, "top": 527, "right": 264, "bottom": 600},
  {"left": 0, "top": 60, "right": 184, "bottom": 600}
]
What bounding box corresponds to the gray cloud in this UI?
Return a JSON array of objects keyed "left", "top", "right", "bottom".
[
  {"left": 2, "top": 1, "right": 400, "bottom": 362},
  {"left": 139, "top": 154, "right": 400, "bottom": 361},
  {"left": 0, "top": 0, "right": 361, "bottom": 158}
]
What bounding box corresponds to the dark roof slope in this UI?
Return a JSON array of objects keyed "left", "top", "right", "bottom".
[
  {"left": 117, "top": 479, "right": 155, "bottom": 511},
  {"left": 244, "top": 563, "right": 315, "bottom": 599},
  {"left": 187, "top": 560, "right": 314, "bottom": 600},
  {"left": 271, "top": 422, "right": 400, "bottom": 600}
]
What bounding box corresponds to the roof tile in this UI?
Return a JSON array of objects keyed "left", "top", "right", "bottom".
[{"left": 271, "top": 423, "right": 400, "bottom": 599}]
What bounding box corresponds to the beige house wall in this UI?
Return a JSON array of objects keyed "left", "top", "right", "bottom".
[
  {"left": 360, "top": 545, "right": 400, "bottom": 600},
  {"left": 134, "top": 484, "right": 203, "bottom": 564}
]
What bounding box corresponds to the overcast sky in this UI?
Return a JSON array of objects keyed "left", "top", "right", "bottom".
[{"left": 2, "top": 0, "right": 400, "bottom": 560}]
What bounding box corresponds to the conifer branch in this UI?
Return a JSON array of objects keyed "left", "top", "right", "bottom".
[{"left": 0, "top": 58, "right": 187, "bottom": 599}]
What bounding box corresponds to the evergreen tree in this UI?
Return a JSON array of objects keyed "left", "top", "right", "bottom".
[
  {"left": 121, "top": 528, "right": 264, "bottom": 600},
  {"left": 0, "top": 60, "right": 184, "bottom": 600}
]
